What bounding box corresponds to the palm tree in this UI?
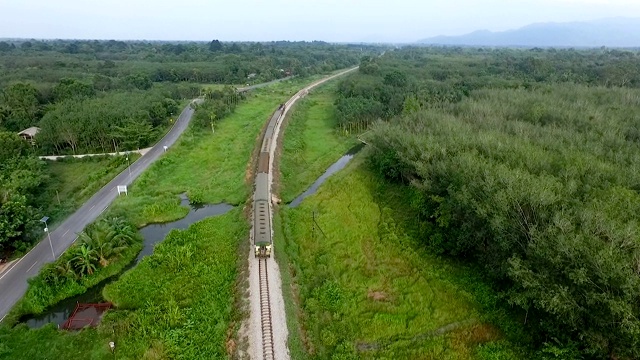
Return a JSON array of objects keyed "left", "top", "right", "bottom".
[
  {"left": 78, "top": 217, "right": 134, "bottom": 267},
  {"left": 68, "top": 243, "right": 98, "bottom": 277}
]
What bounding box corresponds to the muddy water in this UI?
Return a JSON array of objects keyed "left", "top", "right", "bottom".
[
  {"left": 20, "top": 195, "right": 234, "bottom": 328},
  {"left": 289, "top": 144, "right": 365, "bottom": 208}
]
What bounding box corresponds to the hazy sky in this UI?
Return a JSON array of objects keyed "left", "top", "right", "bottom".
[{"left": 1, "top": 0, "right": 639, "bottom": 42}]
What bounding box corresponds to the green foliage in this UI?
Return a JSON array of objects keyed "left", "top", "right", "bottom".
[
  {"left": 0, "top": 82, "right": 41, "bottom": 131},
  {"left": 37, "top": 89, "right": 178, "bottom": 154},
  {"left": 336, "top": 47, "right": 640, "bottom": 357},
  {"left": 52, "top": 78, "right": 95, "bottom": 102},
  {"left": 0, "top": 131, "right": 47, "bottom": 255},
  {"left": 192, "top": 86, "right": 242, "bottom": 129},
  {"left": 367, "top": 83, "right": 640, "bottom": 357},
  {"left": 99, "top": 210, "right": 246, "bottom": 359},
  {"left": 6, "top": 217, "right": 141, "bottom": 322},
  {"left": 0, "top": 40, "right": 374, "bottom": 89}
]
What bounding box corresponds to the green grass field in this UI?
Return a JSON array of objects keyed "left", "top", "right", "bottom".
[
  {"left": 279, "top": 159, "right": 523, "bottom": 359},
  {"left": 279, "top": 83, "right": 358, "bottom": 203}
]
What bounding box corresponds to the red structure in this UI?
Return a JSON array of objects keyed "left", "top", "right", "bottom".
[{"left": 61, "top": 302, "right": 112, "bottom": 330}]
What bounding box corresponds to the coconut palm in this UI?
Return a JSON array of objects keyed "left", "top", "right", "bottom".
[
  {"left": 68, "top": 243, "right": 98, "bottom": 277},
  {"left": 79, "top": 217, "right": 134, "bottom": 267}
]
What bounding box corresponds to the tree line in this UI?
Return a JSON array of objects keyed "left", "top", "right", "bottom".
[
  {"left": 0, "top": 40, "right": 371, "bottom": 88},
  {"left": 337, "top": 47, "right": 640, "bottom": 358}
]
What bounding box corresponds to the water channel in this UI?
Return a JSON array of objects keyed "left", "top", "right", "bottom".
[
  {"left": 21, "top": 194, "right": 234, "bottom": 328},
  {"left": 289, "top": 143, "right": 365, "bottom": 208}
]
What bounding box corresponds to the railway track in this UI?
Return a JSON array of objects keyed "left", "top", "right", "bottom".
[
  {"left": 249, "top": 67, "right": 359, "bottom": 360},
  {"left": 259, "top": 258, "right": 274, "bottom": 360}
]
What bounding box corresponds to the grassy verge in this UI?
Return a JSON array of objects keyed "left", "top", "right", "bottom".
[
  {"left": 39, "top": 154, "right": 140, "bottom": 229},
  {"left": 4, "top": 240, "right": 142, "bottom": 325},
  {"left": 100, "top": 209, "right": 247, "bottom": 359},
  {"left": 1, "top": 210, "right": 244, "bottom": 359},
  {"left": 279, "top": 83, "right": 358, "bottom": 203}
]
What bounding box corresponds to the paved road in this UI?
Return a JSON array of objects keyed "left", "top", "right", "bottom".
[{"left": 0, "top": 100, "right": 199, "bottom": 322}]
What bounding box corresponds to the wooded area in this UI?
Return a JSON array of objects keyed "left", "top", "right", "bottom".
[{"left": 337, "top": 47, "right": 640, "bottom": 358}]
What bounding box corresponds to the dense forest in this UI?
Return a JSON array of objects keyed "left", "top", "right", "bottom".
[
  {"left": 336, "top": 47, "right": 640, "bottom": 358},
  {"left": 0, "top": 39, "right": 367, "bottom": 154},
  {"left": 0, "top": 40, "right": 369, "bottom": 260}
]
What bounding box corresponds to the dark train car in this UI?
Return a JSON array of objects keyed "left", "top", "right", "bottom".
[
  {"left": 254, "top": 173, "right": 271, "bottom": 257},
  {"left": 253, "top": 104, "right": 286, "bottom": 258},
  {"left": 258, "top": 152, "right": 270, "bottom": 174}
]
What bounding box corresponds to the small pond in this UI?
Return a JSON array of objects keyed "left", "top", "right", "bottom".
[
  {"left": 20, "top": 194, "right": 234, "bottom": 328},
  {"left": 289, "top": 143, "right": 365, "bottom": 208}
]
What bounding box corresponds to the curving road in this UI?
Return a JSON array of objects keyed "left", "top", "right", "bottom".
[{"left": 0, "top": 100, "right": 201, "bottom": 322}]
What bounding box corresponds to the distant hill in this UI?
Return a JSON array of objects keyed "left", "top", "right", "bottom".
[{"left": 418, "top": 18, "right": 640, "bottom": 47}]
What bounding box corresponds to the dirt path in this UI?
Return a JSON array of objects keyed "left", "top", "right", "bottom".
[{"left": 243, "top": 67, "right": 358, "bottom": 359}]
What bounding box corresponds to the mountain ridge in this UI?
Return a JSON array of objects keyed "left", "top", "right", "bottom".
[{"left": 418, "top": 18, "right": 640, "bottom": 47}]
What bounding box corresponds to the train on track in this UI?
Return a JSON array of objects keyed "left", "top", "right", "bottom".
[{"left": 253, "top": 103, "right": 286, "bottom": 257}]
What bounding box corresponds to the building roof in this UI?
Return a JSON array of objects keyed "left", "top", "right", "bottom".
[{"left": 17, "top": 127, "right": 40, "bottom": 137}]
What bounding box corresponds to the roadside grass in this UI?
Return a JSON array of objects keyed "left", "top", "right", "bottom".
[
  {"left": 0, "top": 210, "right": 244, "bottom": 360},
  {"left": 279, "top": 83, "right": 358, "bottom": 203},
  {"left": 39, "top": 154, "right": 140, "bottom": 229},
  {"left": 4, "top": 240, "right": 142, "bottom": 325},
  {"left": 279, "top": 156, "right": 522, "bottom": 359}
]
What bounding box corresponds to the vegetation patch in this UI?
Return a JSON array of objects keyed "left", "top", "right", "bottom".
[
  {"left": 39, "top": 154, "right": 140, "bottom": 226},
  {"left": 335, "top": 48, "right": 640, "bottom": 358},
  {"left": 5, "top": 217, "right": 141, "bottom": 325},
  {"left": 100, "top": 209, "right": 247, "bottom": 359},
  {"left": 279, "top": 83, "right": 358, "bottom": 202}
]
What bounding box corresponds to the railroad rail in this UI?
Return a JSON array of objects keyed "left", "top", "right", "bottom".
[{"left": 259, "top": 258, "right": 274, "bottom": 360}]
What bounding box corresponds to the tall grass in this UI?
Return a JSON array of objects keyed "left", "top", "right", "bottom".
[
  {"left": 275, "top": 92, "right": 525, "bottom": 358},
  {"left": 279, "top": 157, "right": 525, "bottom": 359}
]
